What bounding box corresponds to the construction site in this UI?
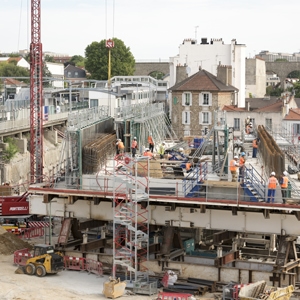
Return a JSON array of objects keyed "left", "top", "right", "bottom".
[{"left": 2, "top": 1, "right": 300, "bottom": 300}]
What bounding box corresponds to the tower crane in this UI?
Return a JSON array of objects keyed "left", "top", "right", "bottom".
[{"left": 29, "top": 0, "right": 43, "bottom": 183}]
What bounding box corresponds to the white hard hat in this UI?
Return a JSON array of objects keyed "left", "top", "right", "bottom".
[
  {"left": 283, "top": 171, "right": 288, "bottom": 176},
  {"left": 179, "top": 147, "right": 184, "bottom": 151},
  {"left": 234, "top": 155, "right": 238, "bottom": 159},
  {"left": 145, "top": 148, "right": 149, "bottom": 151},
  {"left": 162, "top": 141, "right": 165, "bottom": 144},
  {"left": 133, "top": 137, "right": 137, "bottom": 140},
  {"left": 271, "top": 172, "right": 275, "bottom": 176}
]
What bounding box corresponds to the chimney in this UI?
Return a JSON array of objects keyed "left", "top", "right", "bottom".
[{"left": 176, "top": 66, "right": 188, "bottom": 84}]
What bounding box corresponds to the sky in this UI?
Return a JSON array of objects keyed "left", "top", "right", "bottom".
[{"left": 1, "top": 0, "right": 300, "bottom": 61}]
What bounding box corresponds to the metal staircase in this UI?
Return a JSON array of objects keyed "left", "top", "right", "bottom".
[
  {"left": 242, "top": 164, "right": 266, "bottom": 202},
  {"left": 183, "top": 162, "right": 208, "bottom": 197},
  {"left": 113, "top": 155, "right": 150, "bottom": 282}
]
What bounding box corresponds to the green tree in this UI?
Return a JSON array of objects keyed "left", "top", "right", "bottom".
[
  {"left": 85, "top": 38, "right": 135, "bottom": 80},
  {"left": 44, "top": 55, "right": 55, "bottom": 63},
  {"left": 149, "top": 71, "right": 165, "bottom": 80},
  {"left": 292, "top": 81, "right": 300, "bottom": 97},
  {"left": 69, "top": 55, "right": 85, "bottom": 68},
  {"left": 0, "top": 62, "right": 30, "bottom": 80},
  {"left": 2, "top": 137, "right": 18, "bottom": 162}
]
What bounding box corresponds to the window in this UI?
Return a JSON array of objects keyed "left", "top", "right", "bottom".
[
  {"left": 293, "top": 124, "right": 300, "bottom": 134},
  {"left": 182, "top": 111, "right": 191, "bottom": 124},
  {"left": 265, "top": 118, "right": 272, "bottom": 130},
  {"left": 200, "top": 112, "right": 211, "bottom": 125},
  {"left": 234, "top": 118, "right": 240, "bottom": 130},
  {"left": 90, "top": 99, "right": 98, "bottom": 108},
  {"left": 182, "top": 92, "right": 192, "bottom": 106},
  {"left": 74, "top": 72, "right": 78, "bottom": 77},
  {"left": 67, "top": 71, "right": 71, "bottom": 78},
  {"left": 200, "top": 92, "right": 211, "bottom": 106}
]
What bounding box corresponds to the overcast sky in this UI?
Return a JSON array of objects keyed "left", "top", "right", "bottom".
[{"left": 1, "top": 0, "right": 299, "bottom": 60}]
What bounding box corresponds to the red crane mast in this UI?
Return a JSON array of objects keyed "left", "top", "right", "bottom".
[{"left": 30, "top": 0, "right": 43, "bottom": 183}]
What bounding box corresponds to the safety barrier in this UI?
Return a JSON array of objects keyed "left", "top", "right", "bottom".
[
  {"left": 27, "top": 221, "right": 50, "bottom": 228},
  {"left": 13, "top": 248, "right": 33, "bottom": 266},
  {"left": 64, "top": 256, "right": 86, "bottom": 271},
  {"left": 64, "top": 256, "right": 103, "bottom": 276},
  {"left": 8, "top": 228, "right": 24, "bottom": 235},
  {"left": 86, "top": 258, "right": 103, "bottom": 276},
  {"left": 157, "top": 292, "right": 193, "bottom": 300},
  {"left": 22, "top": 227, "right": 45, "bottom": 239}
]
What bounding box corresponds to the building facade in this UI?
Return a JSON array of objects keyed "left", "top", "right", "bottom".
[
  {"left": 169, "top": 69, "right": 237, "bottom": 139},
  {"left": 169, "top": 38, "right": 246, "bottom": 108}
]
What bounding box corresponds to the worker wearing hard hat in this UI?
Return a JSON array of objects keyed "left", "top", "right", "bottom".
[
  {"left": 267, "top": 172, "right": 279, "bottom": 203},
  {"left": 131, "top": 137, "right": 138, "bottom": 158},
  {"left": 238, "top": 152, "right": 246, "bottom": 183},
  {"left": 157, "top": 142, "right": 166, "bottom": 159},
  {"left": 280, "top": 171, "right": 289, "bottom": 204},
  {"left": 147, "top": 133, "right": 154, "bottom": 153},
  {"left": 143, "top": 148, "right": 155, "bottom": 160},
  {"left": 230, "top": 156, "right": 239, "bottom": 182}
]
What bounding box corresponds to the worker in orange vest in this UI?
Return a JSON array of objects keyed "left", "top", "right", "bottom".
[
  {"left": 148, "top": 133, "right": 154, "bottom": 153},
  {"left": 267, "top": 172, "right": 279, "bottom": 203},
  {"left": 131, "top": 137, "right": 138, "bottom": 158},
  {"left": 186, "top": 161, "right": 192, "bottom": 173},
  {"left": 280, "top": 171, "right": 289, "bottom": 204},
  {"left": 252, "top": 138, "right": 258, "bottom": 158},
  {"left": 238, "top": 152, "right": 246, "bottom": 183},
  {"left": 117, "top": 139, "right": 125, "bottom": 158},
  {"left": 230, "top": 156, "right": 239, "bottom": 182},
  {"left": 143, "top": 148, "right": 155, "bottom": 160}
]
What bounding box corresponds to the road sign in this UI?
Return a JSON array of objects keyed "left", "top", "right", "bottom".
[{"left": 106, "top": 39, "right": 114, "bottom": 48}]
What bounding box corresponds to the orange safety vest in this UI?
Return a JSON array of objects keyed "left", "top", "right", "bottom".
[
  {"left": 118, "top": 141, "right": 124, "bottom": 149},
  {"left": 186, "top": 162, "right": 191, "bottom": 171},
  {"left": 281, "top": 176, "right": 288, "bottom": 188},
  {"left": 143, "top": 151, "right": 153, "bottom": 158},
  {"left": 252, "top": 139, "right": 258, "bottom": 148},
  {"left": 148, "top": 136, "right": 154, "bottom": 145},
  {"left": 131, "top": 140, "right": 137, "bottom": 149},
  {"left": 268, "top": 176, "right": 277, "bottom": 189},
  {"left": 239, "top": 157, "right": 245, "bottom": 167},
  {"left": 230, "top": 159, "right": 237, "bottom": 172}
]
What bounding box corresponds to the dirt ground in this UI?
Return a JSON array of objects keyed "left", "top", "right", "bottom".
[
  {"left": 0, "top": 225, "right": 160, "bottom": 300},
  {"left": 0, "top": 253, "right": 160, "bottom": 300}
]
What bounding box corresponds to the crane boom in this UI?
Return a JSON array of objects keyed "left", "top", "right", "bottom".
[{"left": 30, "top": 0, "right": 43, "bottom": 183}]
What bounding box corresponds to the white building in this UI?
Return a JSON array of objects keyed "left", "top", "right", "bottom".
[
  {"left": 0, "top": 57, "right": 29, "bottom": 69},
  {"left": 169, "top": 38, "right": 246, "bottom": 107},
  {"left": 46, "top": 62, "right": 64, "bottom": 88},
  {"left": 246, "top": 57, "right": 266, "bottom": 98}
]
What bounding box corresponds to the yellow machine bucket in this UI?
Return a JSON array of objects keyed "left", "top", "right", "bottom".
[
  {"left": 239, "top": 281, "right": 294, "bottom": 300},
  {"left": 102, "top": 277, "right": 126, "bottom": 299}
]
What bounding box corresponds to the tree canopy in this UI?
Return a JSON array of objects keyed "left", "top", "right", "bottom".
[
  {"left": 69, "top": 55, "right": 85, "bottom": 68},
  {"left": 0, "top": 62, "right": 30, "bottom": 79},
  {"left": 85, "top": 38, "right": 135, "bottom": 80}
]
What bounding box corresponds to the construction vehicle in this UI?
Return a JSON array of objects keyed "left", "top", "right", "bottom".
[{"left": 20, "top": 244, "right": 64, "bottom": 277}]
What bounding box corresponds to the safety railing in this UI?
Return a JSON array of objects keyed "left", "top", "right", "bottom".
[
  {"left": 183, "top": 162, "right": 208, "bottom": 197},
  {"left": 244, "top": 164, "right": 266, "bottom": 202}
]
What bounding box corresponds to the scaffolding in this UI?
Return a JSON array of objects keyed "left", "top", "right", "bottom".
[
  {"left": 115, "top": 102, "right": 179, "bottom": 153},
  {"left": 112, "top": 154, "right": 151, "bottom": 285}
]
